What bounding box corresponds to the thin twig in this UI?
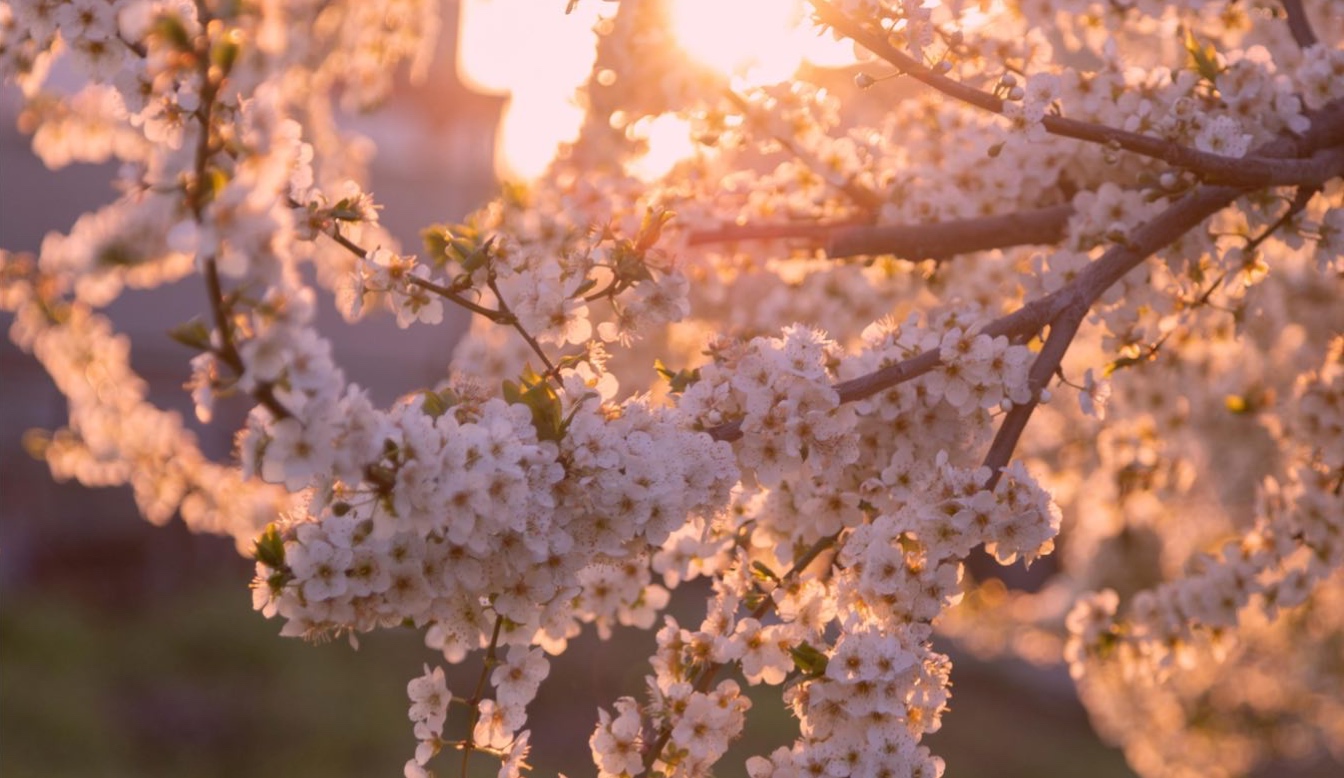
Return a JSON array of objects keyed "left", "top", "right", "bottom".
[
  {"left": 324, "top": 227, "right": 508, "bottom": 321},
  {"left": 1247, "top": 184, "right": 1320, "bottom": 252},
  {"left": 484, "top": 274, "right": 560, "bottom": 377},
  {"left": 186, "top": 16, "right": 292, "bottom": 423},
  {"left": 723, "top": 88, "right": 884, "bottom": 214},
  {"left": 461, "top": 615, "right": 506, "bottom": 778}
]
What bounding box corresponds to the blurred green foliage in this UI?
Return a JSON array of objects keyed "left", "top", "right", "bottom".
[{"left": 0, "top": 522, "right": 1133, "bottom": 778}]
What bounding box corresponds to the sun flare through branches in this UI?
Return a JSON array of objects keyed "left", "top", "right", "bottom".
[
  {"left": 666, "top": 0, "right": 852, "bottom": 84},
  {"left": 4, "top": 1, "right": 1344, "bottom": 777}
]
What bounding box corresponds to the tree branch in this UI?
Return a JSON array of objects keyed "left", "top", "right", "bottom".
[
  {"left": 485, "top": 273, "right": 560, "bottom": 377},
  {"left": 808, "top": 0, "right": 1341, "bottom": 188},
  {"left": 683, "top": 202, "right": 1070, "bottom": 265},
  {"left": 826, "top": 203, "right": 1073, "bottom": 260},
  {"left": 187, "top": 20, "right": 292, "bottom": 423},
  {"left": 705, "top": 182, "right": 1244, "bottom": 444},
  {"left": 981, "top": 301, "right": 1086, "bottom": 491},
  {"left": 704, "top": 90, "right": 1344, "bottom": 445},
  {"left": 324, "top": 227, "right": 508, "bottom": 322},
  {"left": 687, "top": 147, "right": 1343, "bottom": 262},
  {"left": 685, "top": 220, "right": 852, "bottom": 248},
  {"left": 1280, "top": 0, "right": 1319, "bottom": 49}
]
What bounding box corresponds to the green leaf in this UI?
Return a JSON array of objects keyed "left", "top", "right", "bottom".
[
  {"left": 329, "top": 197, "right": 368, "bottom": 222},
  {"left": 167, "top": 318, "right": 212, "bottom": 352},
  {"left": 1183, "top": 27, "right": 1222, "bottom": 83},
  {"left": 211, "top": 33, "right": 240, "bottom": 75},
  {"left": 251, "top": 523, "right": 287, "bottom": 569},
  {"left": 422, "top": 225, "right": 451, "bottom": 260},
  {"left": 503, "top": 370, "right": 566, "bottom": 442},
  {"left": 1104, "top": 354, "right": 1146, "bottom": 376},
  {"left": 421, "top": 224, "right": 492, "bottom": 273},
  {"left": 789, "top": 641, "right": 829, "bottom": 677},
  {"left": 635, "top": 207, "right": 675, "bottom": 251},
  {"left": 655, "top": 359, "right": 700, "bottom": 394},
  {"left": 152, "top": 13, "right": 194, "bottom": 53},
  {"left": 750, "top": 561, "right": 781, "bottom": 584},
  {"left": 421, "top": 387, "right": 460, "bottom": 418}
]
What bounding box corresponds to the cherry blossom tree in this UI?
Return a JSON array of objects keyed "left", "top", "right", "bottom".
[{"left": 3, "top": 0, "right": 1344, "bottom": 776}]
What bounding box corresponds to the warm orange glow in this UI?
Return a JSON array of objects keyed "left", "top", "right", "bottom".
[
  {"left": 627, "top": 114, "right": 698, "bottom": 181},
  {"left": 458, "top": 0, "right": 855, "bottom": 181},
  {"left": 458, "top": 0, "right": 604, "bottom": 180},
  {"left": 635, "top": 1, "right": 853, "bottom": 179},
  {"left": 667, "top": 0, "right": 854, "bottom": 86}
]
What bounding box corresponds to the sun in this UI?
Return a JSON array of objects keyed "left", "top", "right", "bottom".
[
  {"left": 667, "top": 0, "right": 852, "bottom": 85},
  {"left": 458, "top": 0, "right": 855, "bottom": 181}
]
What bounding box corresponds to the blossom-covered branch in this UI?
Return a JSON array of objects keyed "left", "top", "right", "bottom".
[{"left": 810, "top": 0, "right": 1340, "bottom": 187}]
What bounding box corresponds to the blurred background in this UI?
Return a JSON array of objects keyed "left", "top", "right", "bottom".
[{"left": 0, "top": 2, "right": 1137, "bottom": 776}]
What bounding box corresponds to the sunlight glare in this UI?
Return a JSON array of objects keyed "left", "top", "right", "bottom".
[
  {"left": 456, "top": 0, "right": 856, "bottom": 181},
  {"left": 458, "top": 0, "right": 603, "bottom": 180},
  {"left": 627, "top": 114, "right": 698, "bottom": 181},
  {"left": 668, "top": 0, "right": 854, "bottom": 86}
]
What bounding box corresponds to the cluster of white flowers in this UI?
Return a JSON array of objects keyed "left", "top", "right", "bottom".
[
  {"left": 249, "top": 387, "right": 738, "bottom": 648},
  {"left": 681, "top": 325, "right": 858, "bottom": 487},
  {"left": 1, "top": 253, "right": 290, "bottom": 547},
  {"left": 747, "top": 627, "right": 949, "bottom": 778},
  {"left": 406, "top": 665, "right": 452, "bottom": 769},
  {"left": 1058, "top": 332, "right": 1344, "bottom": 776},
  {"left": 587, "top": 605, "right": 753, "bottom": 776},
  {"left": 353, "top": 248, "right": 445, "bottom": 328}
]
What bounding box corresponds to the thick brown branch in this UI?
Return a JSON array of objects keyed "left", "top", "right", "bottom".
[
  {"left": 685, "top": 220, "right": 852, "bottom": 247},
  {"left": 1281, "top": 0, "right": 1319, "bottom": 49},
  {"left": 687, "top": 146, "right": 1344, "bottom": 261},
  {"left": 827, "top": 203, "right": 1073, "bottom": 260},
  {"left": 973, "top": 181, "right": 1245, "bottom": 479}
]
